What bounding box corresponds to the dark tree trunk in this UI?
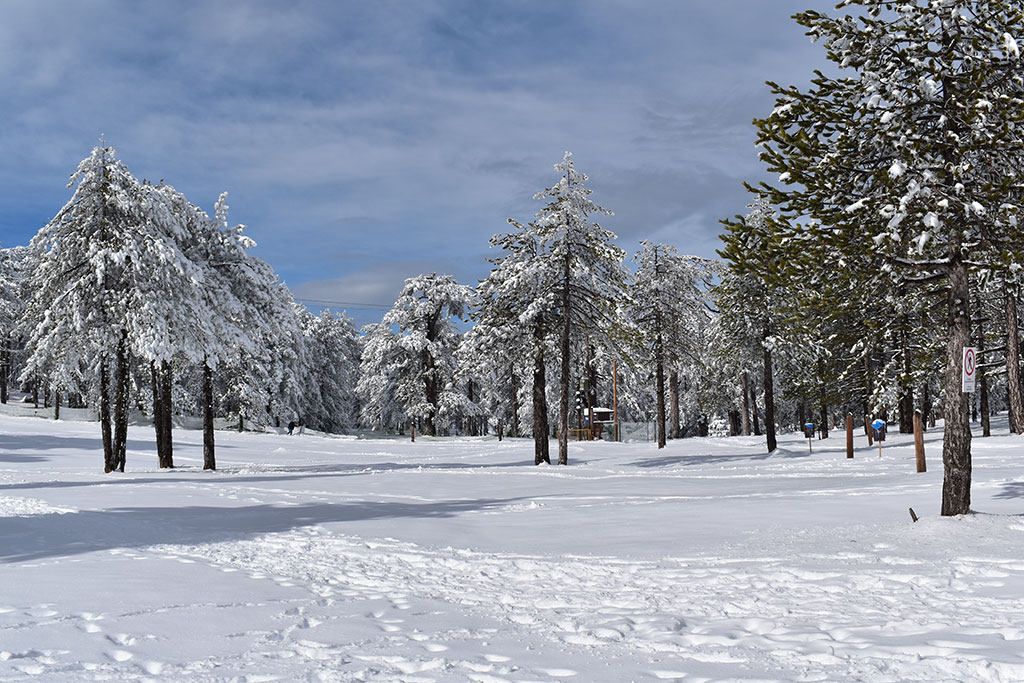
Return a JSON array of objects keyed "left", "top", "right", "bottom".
[
  {"left": 422, "top": 308, "right": 442, "bottom": 437},
  {"left": 655, "top": 333, "right": 666, "bottom": 449},
  {"left": 763, "top": 345, "right": 777, "bottom": 452},
  {"left": 0, "top": 333, "right": 8, "bottom": 404},
  {"left": 922, "top": 381, "right": 931, "bottom": 432},
  {"left": 899, "top": 387, "right": 915, "bottom": 434},
  {"left": 818, "top": 400, "right": 829, "bottom": 440},
  {"left": 509, "top": 364, "right": 519, "bottom": 438},
  {"left": 151, "top": 363, "right": 165, "bottom": 466},
  {"left": 741, "top": 372, "right": 751, "bottom": 436},
  {"left": 557, "top": 255, "right": 571, "bottom": 465},
  {"left": 203, "top": 359, "right": 216, "bottom": 470},
  {"left": 100, "top": 362, "right": 114, "bottom": 473},
  {"left": 751, "top": 377, "right": 761, "bottom": 436},
  {"left": 728, "top": 409, "right": 741, "bottom": 436},
  {"left": 976, "top": 305, "right": 990, "bottom": 438},
  {"left": 113, "top": 336, "right": 130, "bottom": 472},
  {"left": 942, "top": 258, "right": 972, "bottom": 516},
  {"left": 532, "top": 324, "right": 550, "bottom": 465},
  {"left": 898, "top": 305, "right": 914, "bottom": 434},
  {"left": 1005, "top": 282, "right": 1024, "bottom": 433},
  {"left": 423, "top": 349, "right": 437, "bottom": 436},
  {"left": 54, "top": 390, "right": 60, "bottom": 421},
  {"left": 798, "top": 400, "right": 806, "bottom": 433},
  {"left": 669, "top": 370, "right": 680, "bottom": 439},
  {"left": 863, "top": 354, "right": 873, "bottom": 434},
  {"left": 817, "top": 360, "right": 829, "bottom": 439},
  {"left": 159, "top": 360, "right": 174, "bottom": 468}
]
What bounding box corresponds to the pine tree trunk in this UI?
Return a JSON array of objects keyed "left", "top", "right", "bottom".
[
  {"left": 741, "top": 372, "right": 751, "bottom": 436},
  {"left": 203, "top": 359, "right": 216, "bottom": 470},
  {"left": 557, "top": 255, "right": 571, "bottom": 466},
  {"left": 1004, "top": 282, "right": 1024, "bottom": 433},
  {"left": 763, "top": 345, "right": 777, "bottom": 452},
  {"left": 863, "top": 354, "right": 873, "bottom": 434},
  {"left": 113, "top": 335, "right": 130, "bottom": 472},
  {"left": 817, "top": 360, "right": 829, "bottom": 439},
  {"left": 423, "top": 348, "right": 437, "bottom": 436},
  {"left": 751, "top": 378, "right": 761, "bottom": 436},
  {"left": 54, "top": 390, "right": 60, "bottom": 421},
  {"left": 0, "top": 333, "right": 8, "bottom": 404},
  {"left": 655, "top": 355, "right": 666, "bottom": 449},
  {"left": 509, "top": 364, "right": 519, "bottom": 438},
  {"left": 532, "top": 324, "right": 550, "bottom": 465},
  {"left": 941, "top": 257, "right": 972, "bottom": 516},
  {"left": 151, "top": 362, "right": 165, "bottom": 466},
  {"left": 922, "top": 381, "right": 931, "bottom": 432},
  {"left": 976, "top": 306, "right": 990, "bottom": 438},
  {"left": 654, "top": 325, "right": 666, "bottom": 448},
  {"left": 669, "top": 371, "right": 680, "bottom": 440},
  {"left": 100, "top": 362, "right": 114, "bottom": 473},
  {"left": 159, "top": 360, "right": 174, "bottom": 468}
]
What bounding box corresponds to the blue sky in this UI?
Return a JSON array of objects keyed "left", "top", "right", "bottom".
[{"left": 0, "top": 0, "right": 827, "bottom": 326}]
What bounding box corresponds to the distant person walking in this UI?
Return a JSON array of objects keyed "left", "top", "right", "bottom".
[{"left": 287, "top": 420, "right": 296, "bottom": 435}]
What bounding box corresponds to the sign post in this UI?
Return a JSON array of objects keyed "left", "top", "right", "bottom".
[
  {"left": 803, "top": 422, "right": 814, "bottom": 453},
  {"left": 871, "top": 419, "right": 886, "bottom": 457},
  {"left": 962, "top": 347, "right": 977, "bottom": 393}
]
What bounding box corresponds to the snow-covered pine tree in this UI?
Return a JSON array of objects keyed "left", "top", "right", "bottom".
[
  {"left": 469, "top": 224, "right": 558, "bottom": 463},
  {"left": 631, "top": 242, "right": 712, "bottom": 448},
  {"left": 24, "top": 144, "right": 167, "bottom": 472},
  {"left": 755, "top": 1, "right": 1024, "bottom": 515},
  {"left": 298, "top": 308, "right": 360, "bottom": 433},
  {"left": 524, "top": 152, "right": 629, "bottom": 465},
  {"left": 360, "top": 274, "right": 473, "bottom": 436},
  {"left": 718, "top": 197, "right": 787, "bottom": 451},
  {"left": 0, "top": 246, "right": 30, "bottom": 404}
]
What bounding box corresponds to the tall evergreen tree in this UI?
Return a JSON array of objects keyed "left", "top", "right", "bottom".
[
  {"left": 631, "top": 242, "right": 711, "bottom": 448},
  {"left": 359, "top": 273, "right": 473, "bottom": 436},
  {"left": 754, "top": 0, "right": 1024, "bottom": 515},
  {"left": 523, "top": 152, "right": 629, "bottom": 465}
]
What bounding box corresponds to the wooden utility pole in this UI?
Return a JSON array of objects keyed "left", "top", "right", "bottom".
[{"left": 846, "top": 413, "right": 854, "bottom": 459}]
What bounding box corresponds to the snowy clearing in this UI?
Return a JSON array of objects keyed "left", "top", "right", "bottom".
[{"left": 2, "top": 412, "right": 1024, "bottom": 682}]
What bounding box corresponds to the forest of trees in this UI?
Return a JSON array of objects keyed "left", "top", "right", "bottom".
[{"left": 1, "top": 1, "right": 1021, "bottom": 517}]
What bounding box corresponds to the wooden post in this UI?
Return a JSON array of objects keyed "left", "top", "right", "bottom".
[
  {"left": 914, "top": 409, "right": 926, "bottom": 473},
  {"left": 865, "top": 416, "right": 873, "bottom": 446},
  {"left": 846, "top": 413, "right": 854, "bottom": 459},
  {"left": 411, "top": 422, "right": 415, "bottom": 443}
]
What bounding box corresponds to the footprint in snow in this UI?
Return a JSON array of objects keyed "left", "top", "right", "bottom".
[
  {"left": 106, "top": 650, "right": 133, "bottom": 662},
  {"left": 106, "top": 634, "right": 136, "bottom": 647},
  {"left": 142, "top": 661, "right": 164, "bottom": 675},
  {"left": 483, "top": 654, "right": 511, "bottom": 662}
]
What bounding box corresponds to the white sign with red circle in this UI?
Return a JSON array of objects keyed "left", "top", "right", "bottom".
[{"left": 962, "top": 346, "right": 977, "bottom": 393}]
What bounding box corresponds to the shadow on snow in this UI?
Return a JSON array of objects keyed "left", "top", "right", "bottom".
[{"left": 0, "top": 497, "right": 528, "bottom": 563}]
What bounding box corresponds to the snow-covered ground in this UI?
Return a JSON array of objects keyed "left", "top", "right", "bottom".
[{"left": 2, "top": 409, "right": 1024, "bottom": 682}]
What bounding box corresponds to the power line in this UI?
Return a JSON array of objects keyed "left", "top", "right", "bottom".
[{"left": 296, "top": 297, "right": 391, "bottom": 310}]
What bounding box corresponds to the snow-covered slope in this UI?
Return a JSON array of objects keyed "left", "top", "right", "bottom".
[{"left": 2, "top": 413, "right": 1023, "bottom": 681}]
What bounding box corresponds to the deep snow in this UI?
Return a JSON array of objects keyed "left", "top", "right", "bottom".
[{"left": 2, "top": 407, "right": 1023, "bottom": 682}]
